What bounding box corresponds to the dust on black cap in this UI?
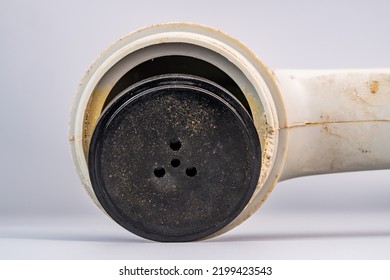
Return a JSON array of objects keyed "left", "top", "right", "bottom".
[{"left": 88, "top": 74, "right": 261, "bottom": 242}]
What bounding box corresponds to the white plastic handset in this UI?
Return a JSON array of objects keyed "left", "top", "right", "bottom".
[
  {"left": 69, "top": 23, "right": 390, "bottom": 240},
  {"left": 274, "top": 70, "right": 390, "bottom": 180}
]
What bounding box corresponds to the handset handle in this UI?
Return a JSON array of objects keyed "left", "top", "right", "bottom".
[{"left": 274, "top": 69, "right": 390, "bottom": 180}]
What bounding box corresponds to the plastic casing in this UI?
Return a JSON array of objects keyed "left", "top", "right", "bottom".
[{"left": 69, "top": 23, "right": 390, "bottom": 239}]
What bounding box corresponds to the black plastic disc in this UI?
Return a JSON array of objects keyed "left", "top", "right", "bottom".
[{"left": 88, "top": 74, "right": 261, "bottom": 242}]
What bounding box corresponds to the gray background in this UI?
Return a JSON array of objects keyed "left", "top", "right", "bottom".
[{"left": 0, "top": 0, "right": 389, "bottom": 259}]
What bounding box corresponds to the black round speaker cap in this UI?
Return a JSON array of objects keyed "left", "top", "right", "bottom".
[{"left": 88, "top": 74, "right": 261, "bottom": 242}]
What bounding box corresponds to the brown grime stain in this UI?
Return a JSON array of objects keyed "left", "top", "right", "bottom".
[
  {"left": 320, "top": 123, "right": 341, "bottom": 138},
  {"left": 369, "top": 80, "right": 379, "bottom": 94},
  {"left": 358, "top": 148, "right": 371, "bottom": 154},
  {"left": 286, "top": 118, "right": 390, "bottom": 129}
]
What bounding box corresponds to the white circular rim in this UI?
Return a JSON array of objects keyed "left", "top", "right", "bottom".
[{"left": 69, "top": 23, "right": 284, "bottom": 236}]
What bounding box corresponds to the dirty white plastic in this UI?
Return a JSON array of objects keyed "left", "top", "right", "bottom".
[
  {"left": 69, "top": 23, "right": 390, "bottom": 239},
  {"left": 275, "top": 69, "right": 390, "bottom": 180}
]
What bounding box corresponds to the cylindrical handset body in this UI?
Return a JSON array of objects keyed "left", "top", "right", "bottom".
[{"left": 274, "top": 69, "right": 390, "bottom": 180}]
